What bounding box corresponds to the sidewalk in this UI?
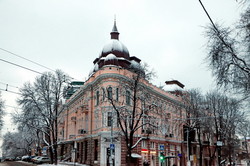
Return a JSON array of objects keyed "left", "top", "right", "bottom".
[{"left": 58, "top": 162, "right": 89, "bottom": 166}]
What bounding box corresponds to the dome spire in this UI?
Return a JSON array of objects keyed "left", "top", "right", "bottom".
[{"left": 110, "top": 16, "right": 119, "bottom": 40}]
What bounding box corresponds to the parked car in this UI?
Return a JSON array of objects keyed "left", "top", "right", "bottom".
[
  {"left": 34, "top": 157, "right": 50, "bottom": 164},
  {"left": 31, "top": 156, "right": 41, "bottom": 163},
  {"left": 27, "top": 156, "right": 36, "bottom": 162},
  {"left": 16, "top": 156, "right": 21, "bottom": 160},
  {"left": 4, "top": 157, "right": 14, "bottom": 161},
  {"left": 22, "top": 155, "right": 30, "bottom": 161}
]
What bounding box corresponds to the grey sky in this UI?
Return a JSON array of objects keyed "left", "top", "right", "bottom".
[{"left": 0, "top": 0, "right": 243, "bottom": 134}]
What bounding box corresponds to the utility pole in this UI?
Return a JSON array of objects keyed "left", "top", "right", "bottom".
[
  {"left": 187, "top": 127, "right": 190, "bottom": 166},
  {"left": 109, "top": 111, "right": 114, "bottom": 166}
]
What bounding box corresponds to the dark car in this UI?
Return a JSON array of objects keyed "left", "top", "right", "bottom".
[{"left": 27, "top": 156, "right": 36, "bottom": 162}]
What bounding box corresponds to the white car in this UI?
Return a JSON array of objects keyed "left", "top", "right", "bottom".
[
  {"left": 31, "top": 156, "right": 41, "bottom": 163},
  {"left": 34, "top": 157, "right": 50, "bottom": 164}
]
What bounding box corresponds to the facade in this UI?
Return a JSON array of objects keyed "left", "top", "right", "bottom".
[{"left": 57, "top": 22, "right": 216, "bottom": 166}]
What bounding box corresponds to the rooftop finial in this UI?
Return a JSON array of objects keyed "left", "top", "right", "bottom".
[
  {"left": 111, "top": 16, "right": 119, "bottom": 40},
  {"left": 112, "top": 15, "right": 118, "bottom": 32}
]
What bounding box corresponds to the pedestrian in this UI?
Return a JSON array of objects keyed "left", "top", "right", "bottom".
[{"left": 143, "top": 160, "right": 149, "bottom": 166}]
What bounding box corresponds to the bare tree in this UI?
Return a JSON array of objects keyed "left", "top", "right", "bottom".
[
  {"left": 106, "top": 63, "right": 164, "bottom": 165},
  {"left": 183, "top": 89, "right": 207, "bottom": 166},
  {"left": 17, "top": 70, "right": 69, "bottom": 164},
  {"left": 237, "top": 119, "right": 250, "bottom": 159},
  {"left": 1, "top": 131, "right": 33, "bottom": 157},
  {"left": 0, "top": 92, "right": 5, "bottom": 130},
  {"left": 205, "top": 91, "right": 244, "bottom": 165},
  {"left": 204, "top": 5, "right": 250, "bottom": 102}
]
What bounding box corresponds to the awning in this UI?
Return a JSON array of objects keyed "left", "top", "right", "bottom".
[{"left": 131, "top": 153, "right": 142, "bottom": 158}]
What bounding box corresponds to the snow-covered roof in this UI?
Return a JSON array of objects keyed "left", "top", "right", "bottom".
[
  {"left": 104, "top": 53, "right": 118, "bottom": 61},
  {"left": 100, "top": 39, "right": 129, "bottom": 59}
]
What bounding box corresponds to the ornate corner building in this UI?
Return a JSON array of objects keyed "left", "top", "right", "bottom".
[{"left": 57, "top": 22, "right": 204, "bottom": 166}]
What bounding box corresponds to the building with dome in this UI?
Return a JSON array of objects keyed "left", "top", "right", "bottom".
[{"left": 57, "top": 21, "right": 189, "bottom": 166}]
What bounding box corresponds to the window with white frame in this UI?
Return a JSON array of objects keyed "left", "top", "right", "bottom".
[
  {"left": 141, "top": 140, "right": 147, "bottom": 148},
  {"left": 150, "top": 142, "right": 155, "bottom": 149}
]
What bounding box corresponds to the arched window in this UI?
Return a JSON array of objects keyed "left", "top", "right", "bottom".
[
  {"left": 126, "top": 90, "right": 131, "bottom": 105},
  {"left": 107, "top": 87, "right": 112, "bottom": 100}
]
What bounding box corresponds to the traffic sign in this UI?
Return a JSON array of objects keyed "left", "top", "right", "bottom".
[
  {"left": 110, "top": 144, "right": 115, "bottom": 149},
  {"left": 159, "top": 145, "right": 164, "bottom": 151}
]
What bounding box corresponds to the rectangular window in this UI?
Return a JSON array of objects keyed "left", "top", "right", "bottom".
[
  {"left": 94, "top": 140, "right": 98, "bottom": 160},
  {"left": 102, "top": 88, "right": 105, "bottom": 100},
  {"left": 141, "top": 140, "right": 147, "bottom": 148},
  {"left": 96, "top": 91, "right": 99, "bottom": 105},
  {"left": 84, "top": 141, "right": 88, "bottom": 162},
  {"left": 126, "top": 90, "right": 131, "bottom": 105},
  {"left": 77, "top": 143, "right": 80, "bottom": 158},
  {"left": 116, "top": 88, "right": 119, "bottom": 101},
  {"left": 107, "top": 112, "right": 112, "bottom": 127},
  {"left": 150, "top": 142, "right": 155, "bottom": 149},
  {"left": 108, "top": 87, "right": 112, "bottom": 100}
]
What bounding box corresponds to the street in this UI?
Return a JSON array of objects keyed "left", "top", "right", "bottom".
[{"left": 0, "top": 161, "right": 37, "bottom": 166}]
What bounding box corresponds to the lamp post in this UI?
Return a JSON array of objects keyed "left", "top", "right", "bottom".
[
  {"left": 109, "top": 111, "right": 114, "bottom": 166},
  {"left": 187, "top": 127, "right": 191, "bottom": 166}
]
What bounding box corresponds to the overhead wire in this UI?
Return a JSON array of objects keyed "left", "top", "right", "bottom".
[
  {"left": 0, "top": 47, "right": 55, "bottom": 72},
  {"left": 0, "top": 81, "right": 19, "bottom": 89},
  {"left": 0, "top": 88, "right": 21, "bottom": 95},
  {"left": 0, "top": 58, "right": 43, "bottom": 75},
  {"left": 0, "top": 47, "right": 76, "bottom": 80}
]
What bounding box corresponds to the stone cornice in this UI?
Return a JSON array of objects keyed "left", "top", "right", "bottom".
[{"left": 66, "top": 72, "right": 185, "bottom": 108}]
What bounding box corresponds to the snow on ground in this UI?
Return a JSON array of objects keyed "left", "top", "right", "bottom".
[{"left": 41, "top": 162, "right": 88, "bottom": 166}]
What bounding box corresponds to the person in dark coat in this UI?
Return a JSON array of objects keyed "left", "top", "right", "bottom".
[{"left": 143, "top": 160, "right": 149, "bottom": 166}]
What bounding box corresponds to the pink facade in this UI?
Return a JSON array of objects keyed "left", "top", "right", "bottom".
[{"left": 57, "top": 22, "right": 216, "bottom": 166}]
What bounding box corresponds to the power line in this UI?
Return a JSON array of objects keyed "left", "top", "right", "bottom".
[
  {"left": 0, "top": 58, "right": 43, "bottom": 75},
  {"left": 0, "top": 88, "right": 21, "bottom": 95},
  {"left": 0, "top": 47, "right": 55, "bottom": 72},
  {"left": 0, "top": 82, "right": 19, "bottom": 89},
  {"left": 0, "top": 47, "right": 77, "bottom": 80}
]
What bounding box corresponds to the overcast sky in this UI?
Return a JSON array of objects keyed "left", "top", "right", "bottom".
[{"left": 0, "top": 0, "right": 243, "bottom": 136}]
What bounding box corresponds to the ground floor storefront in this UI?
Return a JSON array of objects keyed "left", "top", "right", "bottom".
[{"left": 58, "top": 133, "right": 184, "bottom": 166}]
